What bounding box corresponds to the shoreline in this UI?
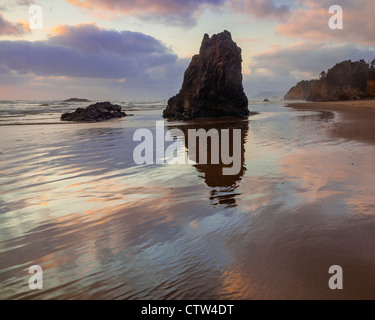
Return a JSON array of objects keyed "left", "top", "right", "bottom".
[{"left": 286, "top": 100, "right": 375, "bottom": 144}]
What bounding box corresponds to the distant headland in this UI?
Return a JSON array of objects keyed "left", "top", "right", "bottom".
[
  {"left": 64, "top": 98, "right": 91, "bottom": 102},
  {"left": 285, "top": 59, "right": 375, "bottom": 101}
]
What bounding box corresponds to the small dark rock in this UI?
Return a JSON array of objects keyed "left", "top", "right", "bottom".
[
  {"left": 61, "top": 102, "right": 126, "bottom": 122},
  {"left": 64, "top": 98, "right": 91, "bottom": 102},
  {"left": 263, "top": 99, "right": 270, "bottom": 102}
]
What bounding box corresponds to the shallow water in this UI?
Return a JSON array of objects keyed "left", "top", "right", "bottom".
[{"left": 1, "top": 100, "right": 375, "bottom": 299}]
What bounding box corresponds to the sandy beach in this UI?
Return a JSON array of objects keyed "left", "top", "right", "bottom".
[
  {"left": 287, "top": 100, "right": 375, "bottom": 144},
  {"left": 3, "top": 0, "right": 375, "bottom": 304},
  {"left": 1, "top": 100, "right": 375, "bottom": 299}
]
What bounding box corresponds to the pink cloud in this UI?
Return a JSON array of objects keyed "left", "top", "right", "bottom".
[
  {"left": 0, "top": 13, "right": 29, "bottom": 36},
  {"left": 66, "top": 0, "right": 226, "bottom": 26},
  {"left": 0, "top": 24, "right": 187, "bottom": 82},
  {"left": 242, "top": 41, "right": 375, "bottom": 96},
  {"left": 0, "top": 23, "right": 190, "bottom": 99},
  {"left": 228, "top": 0, "right": 290, "bottom": 20},
  {"left": 277, "top": 0, "right": 375, "bottom": 45},
  {"left": 249, "top": 42, "right": 375, "bottom": 77}
]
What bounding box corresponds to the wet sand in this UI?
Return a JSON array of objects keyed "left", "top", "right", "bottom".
[
  {"left": 287, "top": 100, "right": 375, "bottom": 144},
  {"left": 2, "top": 102, "right": 375, "bottom": 299}
]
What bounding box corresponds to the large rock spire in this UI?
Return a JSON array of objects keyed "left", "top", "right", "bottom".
[{"left": 163, "top": 30, "right": 249, "bottom": 120}]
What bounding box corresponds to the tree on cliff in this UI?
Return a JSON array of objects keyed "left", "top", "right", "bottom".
[
  {"left": 324, "top": 60, "right": 369, "bottom": 91},
  {"left": 368, "top": 59, "right": 375, "bottom": 80}
]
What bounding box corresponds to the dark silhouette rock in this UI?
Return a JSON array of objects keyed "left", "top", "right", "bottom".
[
  {"left": 367, "top": 80, "right": 375, "bottom": 96},
  {"left": 163, "top": 30, "right": 249, "bottom": 120},
  {"left": 284, "top": 80, "right": 318, "bottom": 100},
  {"left": 263, "top": 99, "right": 270, "bottom": 102},
  {"left": 308, "top": 60, "right": 371, "bottom": 101},
  {"left": 286, "top": 59, "right": 375, "bottom": 102},
  {"left": 64, "top": 98, "right": 91, "bottom": 102},
  {"left": 61, "top": 102, "right": 126, "bottom": 122}
]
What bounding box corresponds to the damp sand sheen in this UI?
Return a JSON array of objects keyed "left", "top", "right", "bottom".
[{"left": 1, "top": 99, "right": 375, "bottom": 299}]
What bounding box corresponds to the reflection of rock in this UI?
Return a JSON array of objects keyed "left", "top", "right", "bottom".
[
  {"left": 168, "top": 119, "right": 248, "bottom": 207},
  {"left": 61, "top": 102, "right": 127, "bottom": 122},
  {"left": 163, "top": 31, "right": 249, "bottom": 120},
  {"left": 296, "top": 110, "right": 335, "bottom": 122}
]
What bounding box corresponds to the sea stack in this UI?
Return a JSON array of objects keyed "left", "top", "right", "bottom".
[
  {"left": 61, "top": 102, "right": 126, "bottom": 122},
  {"left": 163, "top": 30, "right": 249, "bottom": 120}
]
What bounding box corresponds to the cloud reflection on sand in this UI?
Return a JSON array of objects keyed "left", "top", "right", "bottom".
[{"left": 1, "top": 103, "right": 375, "bottom": 299}]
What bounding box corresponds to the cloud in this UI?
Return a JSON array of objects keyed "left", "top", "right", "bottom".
[
  {"left": 250, "top": 42, "right": 375, "bottom": 78},
  {"left": 277, "top": 0, "right": 375, "bottom": 45},
  {"left": 228, "top": 0, "right": 291, "bottom": 20},
  {"left": 16, "top": 0, "right": 35, "bottom": 5},
  {"left": 66, "top": 0, "right": 292, "bottom": 25},
  {"left": 244, "top": 42, "right": 375, "bottom": 96},
  {"left": 50, "top": 24, "right": 171, "bottom": 56},
  {"left": 0, "top": 13, "right": 29, "bottom": 36},
  {"left": 66, "top": 0, "right": 226, "bottom": 26},
  {"left": 0, "top": 23, "right": 190, "bottom": 99},
  {"left": 0, "top": 24, "right": 186, "bottom": 82},
  {"left": 0, "top": 0, "right": 35, "bottom": 11}
]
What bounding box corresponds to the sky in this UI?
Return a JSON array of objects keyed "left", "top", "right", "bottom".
[{"left": 0, "top": 0, "right": 374, "bottom": 100}]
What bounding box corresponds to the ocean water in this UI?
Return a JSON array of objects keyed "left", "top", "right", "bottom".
[{"left": 1, "top": 99, "right": 375, "bottom": 299}]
